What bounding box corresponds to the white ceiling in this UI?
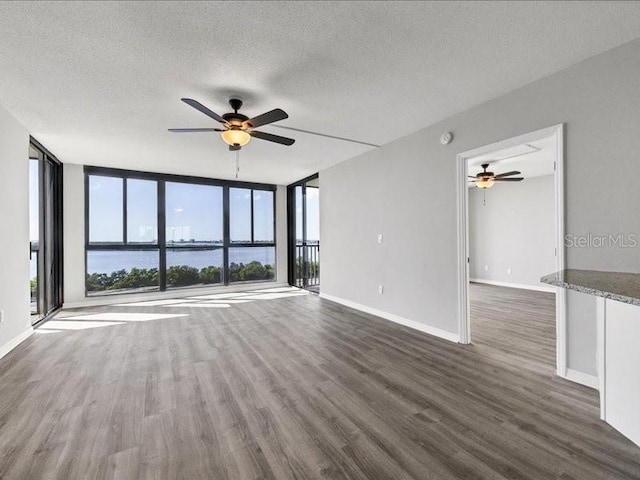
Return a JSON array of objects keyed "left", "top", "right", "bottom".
[
  {"left": 1, "top": 2, "right": 640, "bottom": 185},
  {"left": 468, "top": 135, "right": 555, "bottom": 188}
]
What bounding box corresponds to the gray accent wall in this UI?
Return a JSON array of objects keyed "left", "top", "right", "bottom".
[
  {"left": 469, "top": 174, "right": 556, "bottom": 289},
  {"left": 321, "top": 38, "right": 640, "bottom": 377},
  {"left": 0, "top": 104, "right": 31, "bottom": 352}
]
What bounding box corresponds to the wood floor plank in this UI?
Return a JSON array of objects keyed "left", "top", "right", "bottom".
[{"left": 0, "top": 285, "right": 639, "bottom": 479}]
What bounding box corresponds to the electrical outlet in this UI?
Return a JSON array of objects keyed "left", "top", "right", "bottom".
[
  {"left": 507, "top": 268, "right": 512, "bottom": 275},
  {"left": 377, "top": 234, "right": 384, "bottom": 244},
  {"left": 378, "top": 285, "right": 384, "bottom": 294}
]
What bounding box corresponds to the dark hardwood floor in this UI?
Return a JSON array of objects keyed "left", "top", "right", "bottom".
[
  {"left": 470, "top": 282, "right": 557, "bottom": 372},
  {"left": 0, "top": 285, "right": 639, "bottom": 479}
]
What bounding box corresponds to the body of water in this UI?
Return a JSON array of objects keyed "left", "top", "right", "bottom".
[{"left": 86, "top": 247, "right": 276, "bottom": 274}]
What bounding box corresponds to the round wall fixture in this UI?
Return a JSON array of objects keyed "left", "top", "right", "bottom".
[{"left": 440, "top": 131, "right": 453, "bottom": 145}]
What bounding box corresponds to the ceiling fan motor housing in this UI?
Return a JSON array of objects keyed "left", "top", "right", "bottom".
[{"left": 222, "top": 112, "right": 248, "bottom": 126}]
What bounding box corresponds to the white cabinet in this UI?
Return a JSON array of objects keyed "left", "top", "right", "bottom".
[{"left": 602, "top": 298, "right": 640, "bottom": 446}]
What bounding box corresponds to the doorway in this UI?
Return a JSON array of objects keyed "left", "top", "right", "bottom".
[
  {"left": 29, "top": 139, "right": 63, "bottom": 324},
  {"left": 287, "top": 174, "right": 320, "bottom": 293},
  {"left": 456, "top": 124, "right": 566, "bottom": 376}
]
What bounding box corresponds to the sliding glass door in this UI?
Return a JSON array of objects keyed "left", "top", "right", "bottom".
[
  {"left": 29, "top": 140, "right": 63, "bottom": 323},
  {"left": 287, "top": 174, "right": 320, "bottom": 292}
]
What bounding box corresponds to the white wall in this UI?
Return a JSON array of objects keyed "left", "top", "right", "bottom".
[
  {"left": 275, "top": 184, "right": 288, "bottom": 283},
  {"left": 0, "top": 105, "right": 32, "bottom": 356},
  {"left": 469, "top": 174, "right": 555, "bottom": 290},
  {"left": 321, "top": 37, "right": 640, "bottom": 377},
  {"left": 62, "top": 163, "right": 85, "bottom": 304},
  {"left": 63, "top": 165, "right": 289, "bottom": 307}
]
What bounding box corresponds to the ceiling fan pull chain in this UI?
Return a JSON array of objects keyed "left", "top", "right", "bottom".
[
  {"left": 235, "top": 150, "right": 240, "bottom": 179},
  {"left": 483, "top": 189, "right": 486, "bottom": 206}
]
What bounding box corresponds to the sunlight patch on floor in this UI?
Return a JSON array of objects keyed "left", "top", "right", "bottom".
[
  {"left": 39, "top": 287, "right": 310, "bottom": 334},
  {"left": 167, "top": 303, "right": 231, "bottom": 308},
  {"left": 114, "top": 299, "right": 191, "bottom": 307},
  {"left": 201, "top": 299, "right": 252, "bottom": 304},
  {"left": 187, "top": 292, "right": 258, "bottom": 300},
  {"left": 59, "top": 312, "right": 189, "bottom": 322},
  {"left": 40, "top": 320, "right": 125, "bottom": 330}
]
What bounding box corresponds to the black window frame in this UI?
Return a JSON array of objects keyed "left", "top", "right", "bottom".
[
  {"left": 30, "top": 137, "right": 64, "bottom": 324},
  {"left": 84, "top": 166, "right": 277, "bottom": 296}
]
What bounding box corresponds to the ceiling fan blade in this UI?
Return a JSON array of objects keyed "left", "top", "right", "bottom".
[
  {"left": 494, "top": 177, "right": 524, "bottom": 181},
  {"left": 168, "top": 128, "right": 223, "bottom": 132},
  {"left": 244, "top": 109, "right": 288, "bottom": 129},
  {"left": 249, "top": 130, "right": 295, "bottom": 146},
  {"left": 271, "top": 125, "right": 380, "bottom": 147},
  {"left": 181, "top": 98, "right": 226, "bottom": 124},
  {"left": 494, "top": 170, "right": 521, "bottom": 178}
]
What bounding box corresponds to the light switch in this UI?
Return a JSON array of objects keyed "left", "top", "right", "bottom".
[{"left": 377, "top": 234, "right": 384, "bottom": 244}]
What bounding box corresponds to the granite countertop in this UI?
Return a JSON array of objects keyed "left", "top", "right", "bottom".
[{"left": 541, "top": 269, "right": 640, "bottom": 306}]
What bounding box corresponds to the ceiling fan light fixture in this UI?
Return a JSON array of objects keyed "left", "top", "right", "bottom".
[
  {"left": 475, "top": 177, "right": 494, "bottom": 189},
  {"left": 221, "top": 128, "right": 251, "bottom": 147}
]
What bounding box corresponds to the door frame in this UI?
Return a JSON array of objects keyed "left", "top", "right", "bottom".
[{"left": 455, "top": 124, "right": 566, "bottom": 376}]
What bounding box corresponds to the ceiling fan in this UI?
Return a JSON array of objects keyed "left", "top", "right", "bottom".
[
  {"left": 469, "top": 163, "right": 524, "bottom": 189},
  {"left": 169, "top": 98, "right": 295, "bottom": 151}
]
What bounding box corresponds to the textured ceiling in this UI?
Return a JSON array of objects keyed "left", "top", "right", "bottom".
[{"left": 1, "top": 1, "right": 640, "bottom": 184}]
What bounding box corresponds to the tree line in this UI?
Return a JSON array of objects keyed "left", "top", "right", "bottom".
[{"left": 86, "top": 261, "right": 275, "bottom": 292}]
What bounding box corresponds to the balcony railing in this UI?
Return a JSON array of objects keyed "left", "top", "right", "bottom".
[{"left": 295, "top": 242, "right": 319, "bottom": 289}]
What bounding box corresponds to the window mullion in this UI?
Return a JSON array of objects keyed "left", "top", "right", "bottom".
[
  {"left": 122, "top": 178, "right": 127, "bottom": 244},
  {"left": 158, "top": 181, "right": 167, "bottom": 291},
  {"left": 223, "top": 186, "right": 230, "bottom": 286},
  {"left": 250, "top": 189, "right": 255, "bottom": 244}
]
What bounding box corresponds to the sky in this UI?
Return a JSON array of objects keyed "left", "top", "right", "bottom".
[
  {"left": 29, "top": 160, "right": 39, "bottom": 242},
  {"left": 296, "top": 186, "right": 320, "bottom": 242},
  {"left": 87, "top": 175, "right": 276, "bottom": 244}
]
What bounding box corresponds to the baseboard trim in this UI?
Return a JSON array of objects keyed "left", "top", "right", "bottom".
[
  {"left": 319, "top": 293, "right": 460, "bottom": 343},
  {"left": 0, "top": 328, "right": 34, "bottom": 361},
  {"left": 563, "top": 368, "right": 599, "bottom": 390},
  {"left": 470, "top": 278, "right": 556, "bottom": 293}
]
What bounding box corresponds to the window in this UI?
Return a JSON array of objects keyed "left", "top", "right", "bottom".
[
  {"left": 253, "top": 190, "right": 274, "bottom": 243},
  {"left": 29, "top": 157, "right": 39, "bottom": 315},
  {"left": 229, "top": 246, "right": 275, "bottom": 282},
  {"left": 87, "top": 250, "right": 159, "bottom": 294},
  {"left": 230, "top": 188, "right": 251, "bottom": 243},
  {"left": 89, "top": 176, "right": 123, "bottom": 243},
  {"left": 166, "top": 182, "right": 222, "bottom": 245},
  {"left": 85, "top": 167, "right": 277, "bottom": 295},
  {"left": 86, "top": 173, "right": 159, "bottom": 295},
  {"left": 127, "top": 179, "right": 157, "bottom": 243},
  {"left": 166, "top": 182, "right": 223, "bottom": 289},
  {"left": 229, "top": 187, "right": 276, "bottom": 283}
]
